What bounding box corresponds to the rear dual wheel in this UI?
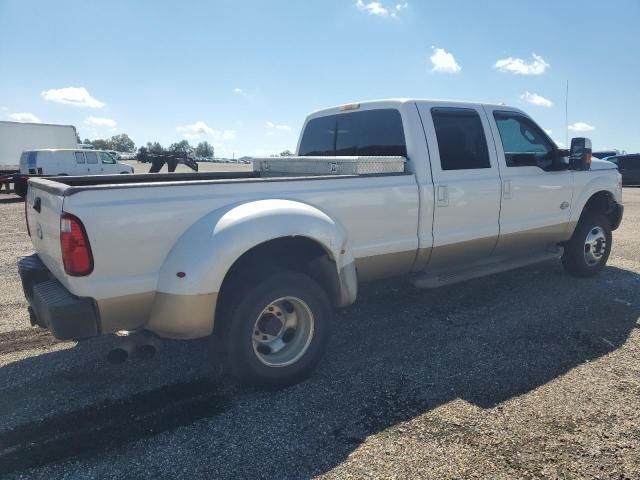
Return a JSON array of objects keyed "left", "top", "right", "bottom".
[{"left": 224, "top": 271, "right": 331, "bottom": 387}]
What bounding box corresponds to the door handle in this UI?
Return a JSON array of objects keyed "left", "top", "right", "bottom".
[
  {"left": 437, "top": 185, "right": 449, "bottom": 207},
  {"left": 503, "top": 180, "right": 512, "bottom": 199}
]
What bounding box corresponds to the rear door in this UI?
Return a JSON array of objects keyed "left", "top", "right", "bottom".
[
  {"left": 484, "top": 107, "right": 574, "bottom": 257},
  {"left": 416, "top": 103, "right": 501, "bottom": 272}
]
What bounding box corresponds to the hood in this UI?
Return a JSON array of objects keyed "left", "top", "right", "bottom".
[{"left": 590, "top": 158, "right": 618, "bottom": 170}]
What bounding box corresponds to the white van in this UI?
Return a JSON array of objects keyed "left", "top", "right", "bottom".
[{"left": 19, "top": 149, "right": 133, "bottom": 177}]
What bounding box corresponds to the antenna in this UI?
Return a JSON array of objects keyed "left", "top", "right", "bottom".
[{"left": 565, "top": 80, "right": 569, "bottom": 147}]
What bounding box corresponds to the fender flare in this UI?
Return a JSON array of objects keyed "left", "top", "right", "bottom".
[
  {"left": 570, "top": 176, "right": 620, "bottom": 225},
  {"left": 147, "top": 199, "right": 357, "bottom": 338}
]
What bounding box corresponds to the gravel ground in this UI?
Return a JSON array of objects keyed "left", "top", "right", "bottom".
[{"left": 0, "top": 188, "right": 639, "bottom": 479}]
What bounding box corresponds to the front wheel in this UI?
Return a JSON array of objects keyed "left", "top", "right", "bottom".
[
  {"left": 562, "top": 212, "right": 612, "bottom": 277},
  {"left": 224, "top": 271, "right": 331, "bottom": 387}
]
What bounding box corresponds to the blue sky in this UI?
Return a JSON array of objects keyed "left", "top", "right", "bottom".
[{"left": 1, "top": 0, "right": 638, "bottom": 156}]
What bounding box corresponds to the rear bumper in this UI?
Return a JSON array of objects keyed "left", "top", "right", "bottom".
[{"left": 18, "top": 254, "right": 99, "bottom": 340}]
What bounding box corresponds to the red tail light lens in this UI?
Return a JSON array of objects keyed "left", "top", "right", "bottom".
[
  {"left": 25, "top": 199, "right": 31, "bottom": 237},
  {"left": 60, "top": 213, "right": 93, "bottom": 276}
]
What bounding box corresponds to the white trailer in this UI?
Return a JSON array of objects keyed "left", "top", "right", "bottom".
[{"left": 0, "top": 121, "right": 78, "bottom": 196}]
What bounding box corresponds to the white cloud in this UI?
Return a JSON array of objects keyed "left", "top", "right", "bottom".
[
  {"left": 544, "top": 129, "right": 553, "bottom": 135},
  {"left": 218, "top": 130, "right": 237, "bottom": 140},
  {"left": 521, "top": 91, "right": 553, "bottom": 107},
  {"left": 355, "top": 0, "right": 407, "bottom": 17},
  {"left": 8, "top": 112, "right": 41, "bottom": 123},
  {"left": 356, "top": 0, "right": 388, "bottom": 16},
  {"left": 232, "top": 87, "right": 251, "bottom": 100},
  {"left": 554, "top": 139, "right": 566, "bottom": 148},
  {"left": 430, "top": 47, "right": 461, "bottom": 73},
  {"left": 177, "top": 121, "right": 215, "bottom": 135},
  {"left": 177, "top": 121, "right": 236, "bottom": 141},
  {"left": 393, "top": 2, "right": 408, "bottom": 15},
  {"left": 182, "top": 133, "right": 201, "bottom": 141},
  {"left": 85, "top": 116, "right": 116, "bottom": 128},
  {"left": 568, "top": 122, "right": 595, "bottom": 132},
  {"left": 41, "top": 87, "right": 106, "bottom": 108},
  {"left": 494, "top": 53, "right": 549, "bottom": 75},
  {"left": 266, "top": 121, "right": 292, "bottom": 132}
]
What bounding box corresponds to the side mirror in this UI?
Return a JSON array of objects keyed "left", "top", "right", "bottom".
[{"left": 569, "top": 137, "right": 592, "bottom": 171}]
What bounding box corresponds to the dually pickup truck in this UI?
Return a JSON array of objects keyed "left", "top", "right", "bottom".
[{"left": 19, "top": 99, "right": 623, "bottom": 385}]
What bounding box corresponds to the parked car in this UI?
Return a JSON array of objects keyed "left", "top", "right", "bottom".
[
  {"left": 606, "top": 154, "right": 640, "bottom": 185},
  {"left": 19, "top": 149, "right": 133, "bottom": 180},
  {"left": 593, "top": 150, "right": 621, "bottom": 160},
  {"left": 19, "top": 99, "right": 623, "bottom": 386}
]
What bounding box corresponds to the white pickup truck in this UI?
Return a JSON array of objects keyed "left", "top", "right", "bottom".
[{"left": 19, "top": 99, "right": 623, "bottom": 386}]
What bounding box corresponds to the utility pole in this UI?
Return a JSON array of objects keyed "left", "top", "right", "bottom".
[{"left": 565, "top": 80, "right": 569, "bottom": 147}]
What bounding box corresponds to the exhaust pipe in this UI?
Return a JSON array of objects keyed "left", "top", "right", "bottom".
[
  {"left": 107, "top": 346, "right": 130, "bottom": 364},
  {"left": 107, "top": 330, "right": 161, "bottom": 363}
]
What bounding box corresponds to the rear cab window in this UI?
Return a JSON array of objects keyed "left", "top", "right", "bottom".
[
  {"left": 299, "top": 109, "right": 407, "bottom": 157},
  {"left": 75, "top": 152, "right": 86, "bottom": 164}
]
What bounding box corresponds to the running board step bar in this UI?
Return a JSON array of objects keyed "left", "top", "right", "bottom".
[{"left": 411, "top": 250, "right": 563, "bottom": 289}]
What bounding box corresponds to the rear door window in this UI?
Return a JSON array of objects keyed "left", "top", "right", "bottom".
[
  {"left": 431, "top": 108, "right": 491, "bottom": 170},
  {"left": 75, "top": 152, "right": 86, "bottom": 164},
  {"left": 85, "top": 151, "right": 98, "bottom": 164},
  {"left": 299, "top": 109, "right": 406, "bottom": 157}
]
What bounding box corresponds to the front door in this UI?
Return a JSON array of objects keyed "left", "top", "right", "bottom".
[
  {"left": 99, "top": 151, "right": 118, "bottom": 173},
  {"left": 416, "top": 103, "right": 502, "bottom": 273},
  {"left": 484, "top": 107, "right": 574, "bottom": 257}
]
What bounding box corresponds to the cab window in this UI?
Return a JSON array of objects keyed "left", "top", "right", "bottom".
[
  {"left": 493, "top": 112, "right": 554, "bottom": 168},
  {"left": 100, "top": 152, "right": 116, "bottom": 164},
  {"left": 299, "top": 109, "right": 407, "bottom": 157},
  {"left": 431, "top": 108, "right": 490, "bottom": 170}
]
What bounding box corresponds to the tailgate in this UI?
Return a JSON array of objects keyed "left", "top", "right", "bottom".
[{"left": 26, "top": 179, "right": 68, "bottom": 283}]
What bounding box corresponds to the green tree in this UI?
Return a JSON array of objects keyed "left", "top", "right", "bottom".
[
  {"left": 75, "top": 132, "right": 82, "bottom": 144},
  {"left": 146, "top": 141, "right": 163, "bottom": 154},
  {"left": 90, "top": 139, "right": 111, "bottom": 150},
  {"left": 109, "top": 133, "right": 135, "bottom": 152},
  {"left": 169, "top": 140, "right": 191, "bottom": 152},
  {"left": 279, "top": 149, "right": 293, "bottom": 157},
  {"left": 195, "top": 141, "right": 213, "bottom": 158}
]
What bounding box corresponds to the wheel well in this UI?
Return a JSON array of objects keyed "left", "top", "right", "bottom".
[
  {"left": 582, "top": 191, "right": 618, "bottom": 228},
  {"left": 215, "top": 237, "right": 341, "bottom": 333}
]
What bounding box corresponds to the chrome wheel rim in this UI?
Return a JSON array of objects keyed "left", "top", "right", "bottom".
[
  {"left": 252, "top": 296, "right": 314, "bottom": 367},
  {"left": 584, "top": 226, "right": 607, "bottom": 266}
]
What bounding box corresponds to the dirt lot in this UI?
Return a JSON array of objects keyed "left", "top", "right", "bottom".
[{"left": 0, "top": 187, "right": 639, "bottom": 479}]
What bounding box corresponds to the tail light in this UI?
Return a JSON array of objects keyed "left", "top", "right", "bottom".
[
  {"left": 25, "top": 200, "right": 31, "bottom": 237},
  {"left": 60, "top": 213, "right": 93, "bottom": 276}
]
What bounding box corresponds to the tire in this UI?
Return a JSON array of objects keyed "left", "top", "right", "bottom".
[
  {"left": 561, "top": 212, "right": 612, "bottom": 277},
  {"left": 224, "top": 270, "right": 331, "bottom": 387}
]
